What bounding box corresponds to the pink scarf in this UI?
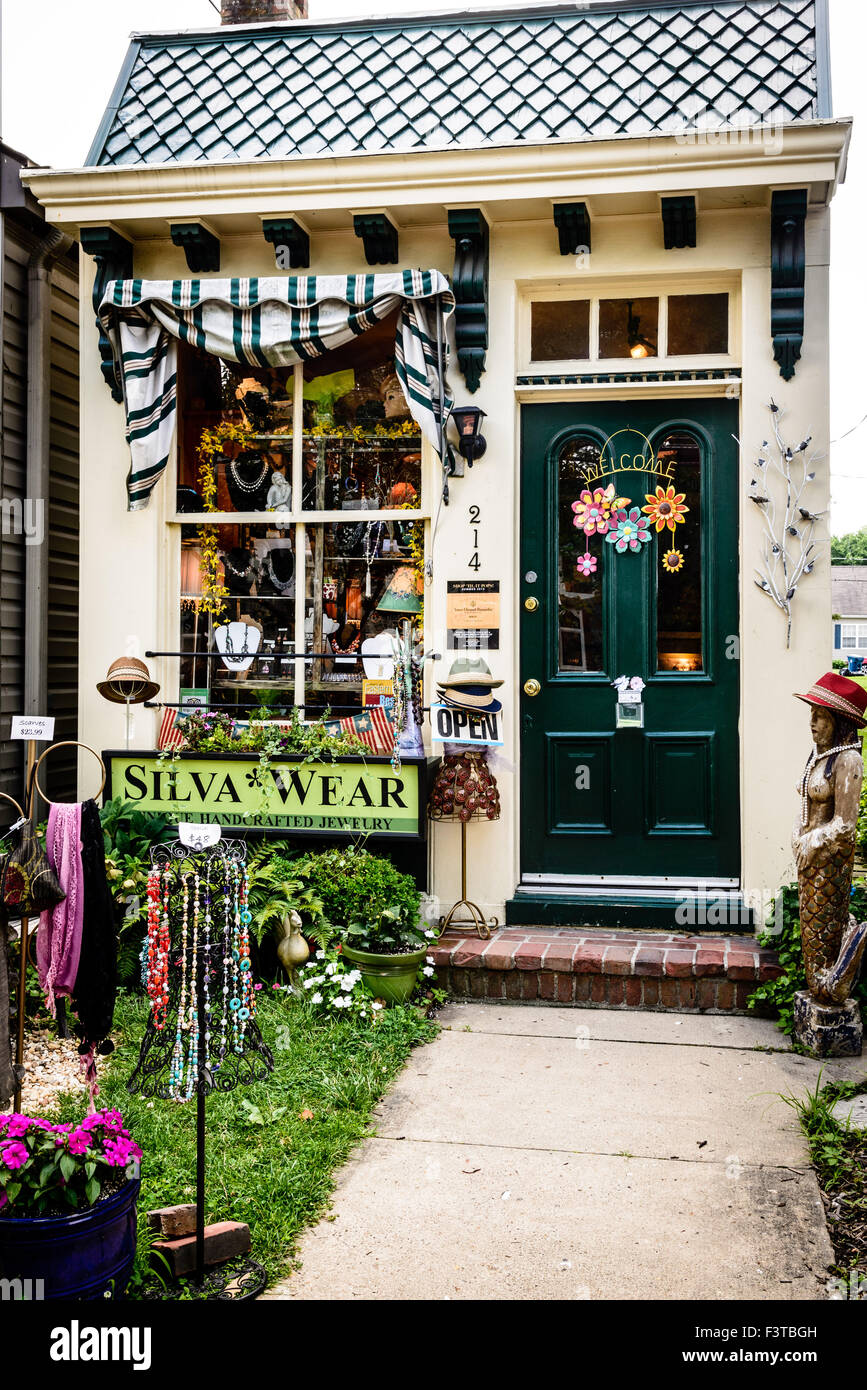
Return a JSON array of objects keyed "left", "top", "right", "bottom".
[{"left": 36, "top": 803, "right": 84, "bottom": 1015}]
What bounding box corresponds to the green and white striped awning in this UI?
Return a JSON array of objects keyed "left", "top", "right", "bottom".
[{"left": 97, "top": 271, "right": 455, "bottom": 510}]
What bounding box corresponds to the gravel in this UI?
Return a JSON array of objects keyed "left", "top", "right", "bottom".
[{"left": 2, "top": 1030, "right": 87, "bottom": 1116}]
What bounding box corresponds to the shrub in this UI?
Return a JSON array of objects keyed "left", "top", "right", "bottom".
[
  {"left": 0, "top": 1110, "right": 141, "bottom": 1216},
  {"left": 750, "top": 880, "right": 867, "bottom": 1034},
  {"left": 293, "top": 846, "right": 426, "bottom": 953}
]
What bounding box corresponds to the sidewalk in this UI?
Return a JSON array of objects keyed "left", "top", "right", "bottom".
[{"left": 266, "top": 1003, "right": 866, "bottom": 1301}]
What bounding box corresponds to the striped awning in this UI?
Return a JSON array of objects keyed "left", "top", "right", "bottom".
[{"left": 97, "top": 271, "right": 455, "bottom": 510}]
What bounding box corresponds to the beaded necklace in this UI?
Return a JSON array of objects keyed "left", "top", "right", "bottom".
[
  {"left": 202, "top": 863, "right": 213, "bottom": 1070},
  {"left": 169, "top": 873, "right": 190, "bottom": 1097},
  {"left": 184, "top": 872, "right": 200, "bottom": 1101},
  {"left": 229, "top": 457, "right": 269, "bottom": 493},
  {"left": 799, "top": 742, "right": 858, "bottom": 828},
  {"left": 145, "top": 868, "right": 170, "bottom": 1030}
]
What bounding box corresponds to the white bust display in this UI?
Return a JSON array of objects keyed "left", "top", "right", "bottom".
[{"left": 266, "top": 470, "right": 292, "bottom": 511}]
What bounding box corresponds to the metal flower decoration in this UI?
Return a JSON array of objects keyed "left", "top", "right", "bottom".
[
  {"left": 605, "top": 507, "right": 652, "bottom": 554},
  {"left": 737, "top": 400, "right": 824, "bottom": 648}
]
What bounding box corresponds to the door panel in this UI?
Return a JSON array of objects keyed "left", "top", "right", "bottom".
[{"left": 520, "top": 399, "right": 739, "bottom": 882}]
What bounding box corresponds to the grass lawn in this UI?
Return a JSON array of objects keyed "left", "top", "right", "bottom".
[
  {"left": 54, "top": 992, "right": 438, "bottom": 1294},
  {"left": 786, "top": 1076, "right": 867, "bottom": 1297}
]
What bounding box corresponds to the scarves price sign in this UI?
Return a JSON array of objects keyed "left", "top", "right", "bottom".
[{"left": 10, "top": 716, "right": 55, "bottom": 741}]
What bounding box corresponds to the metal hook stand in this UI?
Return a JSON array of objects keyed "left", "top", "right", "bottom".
[
  {"left": 438, "top": 820, "right": 498, "bottom": 941},
  {"left": 130, "top": 839, "right": 273, "bottom": 1300}
]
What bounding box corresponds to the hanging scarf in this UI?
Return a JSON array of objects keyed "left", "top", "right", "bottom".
[
  {"left": 36, "top": 803, "right": 84, "bottom": 1016},
  {"left": 96, "top": 272, "right": 455, "bottom": 510},
  {"left": 72, "top": 801, "right": 119, "bottom": 1108}
]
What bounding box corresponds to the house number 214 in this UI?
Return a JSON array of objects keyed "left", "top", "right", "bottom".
[{"left": 468, "top": 505, "right": 481, "bottom": 571}]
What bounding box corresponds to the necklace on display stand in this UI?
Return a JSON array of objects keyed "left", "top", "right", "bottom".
[
  {"left": 266, "top": 545, "right": 295, "bottom": 595},
  {"left": 363, "top": 520, "right": 385, "bottom": 597},
  {"left": 226, "top": 453, "right": 270, "bottom": 509},
  {"left": 133, "top": 838, "right": 273, "bottom": 1300}
]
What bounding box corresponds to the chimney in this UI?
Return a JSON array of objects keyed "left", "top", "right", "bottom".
[{"left": 220, "top": 0, "right": 307, "bottom": 23}]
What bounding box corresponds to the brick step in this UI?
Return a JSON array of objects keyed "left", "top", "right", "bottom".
[{"left": 430, "top": 928, "right": 782, "bottom": 1014}]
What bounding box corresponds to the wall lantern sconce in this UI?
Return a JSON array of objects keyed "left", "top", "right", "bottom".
[
  {"left": 450, "top": 405, "right": 487, "bottom": 465},
  {"left": 626, "top": 301, "right": 656, "bottom": 360}
]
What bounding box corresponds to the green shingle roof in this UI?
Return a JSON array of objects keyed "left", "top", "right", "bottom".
[{"left": 87, "top": 0, "right": 828, "bottom": 168}]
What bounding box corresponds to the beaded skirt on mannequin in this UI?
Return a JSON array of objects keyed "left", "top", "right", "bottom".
[{"left": 428, "top": 749, "right": 501, "bottom": 823}]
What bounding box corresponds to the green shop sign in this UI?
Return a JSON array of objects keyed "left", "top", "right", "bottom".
[{"left": 104, "top": 751, "right": 425, "bottom": 838}]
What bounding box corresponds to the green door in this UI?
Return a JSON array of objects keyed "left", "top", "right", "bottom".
[{"left": 519, "top": 399, "right": 740, "bottom": 888}]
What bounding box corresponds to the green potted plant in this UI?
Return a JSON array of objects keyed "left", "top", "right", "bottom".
[
  {"left": 295, "top": 846, "right": 435, "bottom": 1005},
  {"left": 0, "top": 1108, "right": 142, "bottom": 1300}
]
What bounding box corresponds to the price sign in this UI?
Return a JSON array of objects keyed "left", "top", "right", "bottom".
[{"left": 10, "top": 716, "right": 55, "bottom": 741}]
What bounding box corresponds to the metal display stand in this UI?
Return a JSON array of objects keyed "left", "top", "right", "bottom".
[
  {"left": 438, "top": 819, "right": 498, "bottom": 941},
  {"left": 129, "top": 838, "right": 273, "bottom": 1299}
]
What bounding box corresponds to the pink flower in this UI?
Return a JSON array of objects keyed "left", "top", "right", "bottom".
[
  {"left": 0, "top": 1141, "right": 29, "bottom": 1171},
  {"left": 67, "top": 1129, "right": 92, "bottom": 1156},
  {"left": 5, "top": 1114, "right": 32, "bottom": 1139},
  {"left": 576, "top": 553, "right": 597, "bottom": 576}
]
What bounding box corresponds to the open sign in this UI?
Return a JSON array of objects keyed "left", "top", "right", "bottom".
[{"left": 430, "top": 703, "right": 503, "bottom": 747}]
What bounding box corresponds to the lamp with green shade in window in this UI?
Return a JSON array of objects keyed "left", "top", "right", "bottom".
[{"left": 377, "top": 567, "right": 423, "bottom": 614}]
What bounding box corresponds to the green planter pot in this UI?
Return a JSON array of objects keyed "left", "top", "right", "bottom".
[{"left": 342, "top": 943, "right": 427, "bottom": 1006}]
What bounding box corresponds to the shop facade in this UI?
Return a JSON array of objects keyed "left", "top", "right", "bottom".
[{"left": 23, "top": 0, "right": 849, "bottom": 927}]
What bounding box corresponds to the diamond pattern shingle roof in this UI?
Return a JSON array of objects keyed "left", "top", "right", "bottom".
[{"left": 89, "top": 0, "right": 826, "bottom": 167}]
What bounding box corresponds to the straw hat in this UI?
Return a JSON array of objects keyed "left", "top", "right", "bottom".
[
  {"left": 437, "top": 684, "right": 503, "bottom": 710},
  {"left": 439, "top": 655, "right": 503, "bottom": 689},
  {"left": 793, "top": 671, "right": 867, "bottom": 728},
  {"left": 96, "top": 657, "right": 160, "bottom": 705}
]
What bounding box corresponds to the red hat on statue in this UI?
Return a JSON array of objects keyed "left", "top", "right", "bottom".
[{"left": 794, "top": 671, "right": 867, "bottom": 728}]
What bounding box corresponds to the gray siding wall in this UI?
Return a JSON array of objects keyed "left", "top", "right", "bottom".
[{"left": 0, "top": 217, "right": 79, "bottom": 814}]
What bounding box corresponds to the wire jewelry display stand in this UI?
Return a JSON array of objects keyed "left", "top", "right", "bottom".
[{"left": 129, "top": 837, "right": 274, "bottom": 1300}]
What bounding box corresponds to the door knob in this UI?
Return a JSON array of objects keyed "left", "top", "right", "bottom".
[
  {"left": 523, "top": 678, "right": 541, "bottom": 697},
  {"left": 524, "top": 596, "right": 539, "bottom": 612}
]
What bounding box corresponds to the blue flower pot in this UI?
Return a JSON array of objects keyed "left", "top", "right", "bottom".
[{"left": 0, "top": 1174, "right": 140, "bottom": 1300}]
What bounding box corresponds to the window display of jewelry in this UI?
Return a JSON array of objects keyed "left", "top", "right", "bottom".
[
  {"left": 224, "top": 450, "right": 272, "bottom": 512},
  {"left": 222, "top": 547, "right": 260, "bottom": 597},
  {"left": 130, "top": 839, "right": 273, "bottom": 1299}
]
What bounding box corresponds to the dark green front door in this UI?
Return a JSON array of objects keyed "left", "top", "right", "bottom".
[{"left": 519, "top": 398, "right": 740, "bottom": 888}]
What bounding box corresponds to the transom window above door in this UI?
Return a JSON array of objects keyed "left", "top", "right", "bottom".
[{"left": 526, "top": 290, "right": 732, "bottom": 366}]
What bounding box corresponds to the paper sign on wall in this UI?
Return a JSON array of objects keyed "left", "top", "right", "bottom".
[
  {"left": 10, "top": 716, "right": 55, "bottom": 741},
  {"left": 447, "top": 581, "right": 500, "bottom": 650}
]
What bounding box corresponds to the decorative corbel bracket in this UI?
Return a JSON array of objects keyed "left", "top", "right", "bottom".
[
  {"left": 353, "top": 212, "right": 398, "bottom": 265},
  {"left": 447, "top": 208, "right": 489, "bottom": 395},
  {"left": 79, "top": 226, "right": 133, "bottom": 403},
  {"left": 170, "top": 222, "right": 221, "bottom": 273},
  {"left": 552, "top": 202, "right": 591, "bottom": 256},
  {"left": 262, "top": 216, "right": 310, "bottom": 269},
  {"left": 770, "top": 189, "right": 808, "bottom": 381},
  {"left": 660, "top": 195, "right": 697, "bottom": 249}
]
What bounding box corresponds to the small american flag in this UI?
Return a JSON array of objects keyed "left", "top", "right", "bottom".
[
  {"left": 323, "top": 706, "right": 395, "bottom": 755},
  {"left": 157, "top": 707, "right": 185, "bottom": 750}
]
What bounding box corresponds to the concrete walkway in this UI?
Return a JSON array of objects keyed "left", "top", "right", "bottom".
[{"left": 267, "top": 1003, "right": 867, "bottom": 1301}]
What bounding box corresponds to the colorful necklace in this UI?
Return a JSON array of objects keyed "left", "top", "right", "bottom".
[
  {"left": 169, "top": 873, "right": 190, "bottom": 1098},
  {"left": 145, "top": 867, "right": 170, "bottom": 1031}
]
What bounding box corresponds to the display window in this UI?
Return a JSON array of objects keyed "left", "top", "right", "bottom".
[{"left": 175, "top": 314, "right": 425, "bottom": 717}]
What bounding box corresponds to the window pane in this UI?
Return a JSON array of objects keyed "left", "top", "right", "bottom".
[
  {"left": 599, "top": 297, "right": 658, "bottom": 360},
  {"left": 558, "top": 436, "right": 605, "bottom": 672},
  {"left": 304, "top": 519, "right": 423, "bottom": 715},
  {"left": 654, "top": 433, "right": 703, "bottom": 673},
  {"left": 180, "top": 524, "right": 298, "bottom": 714},
  {"left": 667, "top": 293, "right": 729, "bottom": 355},
  {"left": 177, "top": 343, "right": 293, "bottom": 514},
  {"left": 530, "top": 300, "right": 590, "bottom": 361},
  {"left": 302, "top": 310, "right": 421, "bottom": 511}
]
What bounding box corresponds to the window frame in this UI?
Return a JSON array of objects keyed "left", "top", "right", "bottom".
[
  {"left": 519, "top": 276, "right": 740, "bottom": 374},
  {"left": 168, "top": 358, "right": 431, "bottom": 717}
]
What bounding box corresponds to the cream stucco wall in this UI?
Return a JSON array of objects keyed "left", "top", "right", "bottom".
[{"left": 45, "top": 130, "right": 842, "bottom": 929}]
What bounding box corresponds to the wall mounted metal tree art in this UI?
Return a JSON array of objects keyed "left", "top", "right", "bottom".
[{"left": 740, "top": 400, "right": 824, "bottom": 648}]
